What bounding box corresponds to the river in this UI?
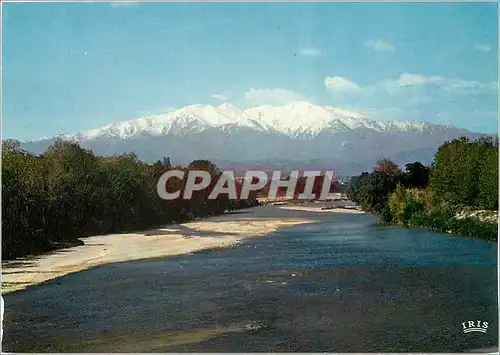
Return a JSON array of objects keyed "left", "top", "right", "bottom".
[{"left": 2, "top": 206, "right": 498, "bottom": 352}]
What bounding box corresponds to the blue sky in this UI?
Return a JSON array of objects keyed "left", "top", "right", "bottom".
[{"left": 2, "top": 2, "right": 498, "bottom": 141}]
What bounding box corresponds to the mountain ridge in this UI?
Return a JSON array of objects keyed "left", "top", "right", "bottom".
[
  {"left": 18, "top": 101, "right": 490, "bottom": 175},
  {"left": 53, "top": 101, "right": 459, "bottom": 142}
]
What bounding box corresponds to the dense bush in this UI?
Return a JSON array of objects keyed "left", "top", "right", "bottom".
[
  {"left": 347, "top": 136, "right": 498, "bottom": 241},
  {"left": 388, "top": 185, "right": 425, "bottom": 226},
  {"left": 347, "top": 171, "right": 399, "bottom": 218},
  {"left": 407, "top": 212, "right": 497, "bottom": 241},
  {"left": 407, "top": 210, "right": 454, "bottom": 230},
  {"left": 347, "top": 159, "right": 434, "bottom": 221},
  {"left": 447, "top": 217, "right": 497, "bottom": 241}
]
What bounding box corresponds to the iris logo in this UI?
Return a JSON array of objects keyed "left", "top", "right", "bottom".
[{"left": 462, "top": 320, "right": 488, "bottom": 334}]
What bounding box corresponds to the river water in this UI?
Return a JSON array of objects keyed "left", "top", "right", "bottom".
[{"left": 2, "top": 206, "right": 498, "bottom": 352}]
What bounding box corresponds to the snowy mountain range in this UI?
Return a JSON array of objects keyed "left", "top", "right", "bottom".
[
  {"left": 61, "top": 102, "right": 434, "bottom": 140},
  {"left": 21, "top": 101, "right": 488, "bottom": 175}
]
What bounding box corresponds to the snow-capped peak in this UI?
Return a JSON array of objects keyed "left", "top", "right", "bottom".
[{"left": 60, "top": 101, "right": 436, "bottom": 141}]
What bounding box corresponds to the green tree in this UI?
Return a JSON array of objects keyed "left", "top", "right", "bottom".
[
  {"left": 347, "top": 171, "right": 398, "bottom": 219},
  {"left": 402, "top": 162, "right": 430, "bottom": 189},
  {"left": 430, "top": 136, "right": 498, "bottom": 209}
]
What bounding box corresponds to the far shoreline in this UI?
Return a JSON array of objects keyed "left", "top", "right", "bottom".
[{"left": 278, "top": 205, "right": 366, "bottom": 214}]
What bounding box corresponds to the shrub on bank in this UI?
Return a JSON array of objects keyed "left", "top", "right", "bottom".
[
  {"left": 406, "top": 210, "right": 497, "bottom": 241},
  {"left": 447, "top": 217, "right": 498, "bottom": 241},
  {"left": 386, "top": 183, "right": 497, "bottom": 241}
]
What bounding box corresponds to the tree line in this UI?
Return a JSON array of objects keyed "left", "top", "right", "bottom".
[
  {"left": 346, "top": 137, "right": 498, "bottom": 241},
  {"left": 2, "top": 139, "right": 259, "bottom": 259}
]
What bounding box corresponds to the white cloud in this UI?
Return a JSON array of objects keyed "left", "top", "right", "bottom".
[
  {"left": 319, "top": 73, "right": 496, "bottom": 131},
  {"left": 442, "top": 79, "right": 497, "bottom": 93},
  {"left": 299, "top": 48, "right": 321, "bottom": 57},
  {"left": 396, "top": 73, "right": 444, "bottom": 86},
  {"left": 212, "top": 94, "right": 228, "bottom": 101},
  {"left": 324, "top": 76, "right": 360, "bottom": 91},
  {"left": 363, "top": 39, "right": 395, "bottom": 52},
  {"left": 244, "top": 88, "right": 304, "bottom": 105},
  {"left": 382, "top": 73, "right": 497, "bottom": 97},
  {"left": 473, "top": 44, "right": 492, "bottom": 52}
]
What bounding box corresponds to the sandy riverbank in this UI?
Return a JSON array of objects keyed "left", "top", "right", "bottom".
[
  {"left": 1, "top": 216, "right": 313, "bottom": 294},
  {"left": 278, "top": 205, "right": 366, "bottom": 214}
]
